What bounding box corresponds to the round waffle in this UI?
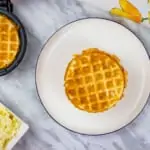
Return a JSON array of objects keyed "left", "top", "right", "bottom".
[
  {"left": 0, "top": 15, "right": 20, "bottom": 69},
  {"left": 64, "top": 48, "right": 127, "bottom": 113}
]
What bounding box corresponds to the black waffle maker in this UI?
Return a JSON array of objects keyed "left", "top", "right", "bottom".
[{"left": 0, "top": 0, "right": 26, "bottom": 76}]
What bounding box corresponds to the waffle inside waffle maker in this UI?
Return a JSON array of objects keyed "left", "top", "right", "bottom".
[{"left": 0, "top": 0, "right": 26, "bottom": 76}]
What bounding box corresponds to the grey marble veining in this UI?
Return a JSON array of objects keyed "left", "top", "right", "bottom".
[{"left": 0, "top": 0, "right": 149, "bottom": 150}]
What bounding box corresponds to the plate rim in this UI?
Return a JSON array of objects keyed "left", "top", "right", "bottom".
[{"left": 35, "top": 18, "right": 150, "bottom": 135}]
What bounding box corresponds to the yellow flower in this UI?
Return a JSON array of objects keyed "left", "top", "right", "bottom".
[{"left": 110, "top": 0, "right": 142, "bottom": 23}]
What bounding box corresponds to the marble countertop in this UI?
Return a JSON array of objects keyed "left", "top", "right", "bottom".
[{"left": 0, "top": 0, "right": 150, "bottom": 150}]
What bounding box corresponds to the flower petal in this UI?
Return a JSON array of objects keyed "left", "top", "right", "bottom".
[
  {"left": 110, "top": 8, "right": 142, "bottom": 23},
  {"left": 119, "top": 0, "right": 142, "bottom": 17}
]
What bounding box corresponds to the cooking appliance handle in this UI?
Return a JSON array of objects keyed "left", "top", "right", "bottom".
[{"left": 0, "top": 0, "right": 13, "bottom": 12}]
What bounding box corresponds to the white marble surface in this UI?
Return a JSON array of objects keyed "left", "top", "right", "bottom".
[{"left": 0, "top": 0, "right": 150, "bottom": 150}]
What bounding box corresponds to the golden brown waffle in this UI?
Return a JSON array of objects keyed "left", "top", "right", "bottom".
[
  {"left": 0, "top": 15, "right": 20, "bottom": 69},
  {"left": 64, "top": 48, "right": 127, "bottom": 113}
]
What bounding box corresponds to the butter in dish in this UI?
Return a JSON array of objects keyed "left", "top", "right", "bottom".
[{"left": 0, "top": 103, "right": 29, "bottom": 150}]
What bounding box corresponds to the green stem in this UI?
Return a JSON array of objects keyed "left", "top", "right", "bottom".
[{"left": 142, "top": 17, "right": 149, "bottom": 22}]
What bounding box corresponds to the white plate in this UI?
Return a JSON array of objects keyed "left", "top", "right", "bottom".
[{"left": 36, "top": 18, "right": 150, "bottom": 135}]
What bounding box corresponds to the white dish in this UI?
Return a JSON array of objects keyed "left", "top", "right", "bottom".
[
  {"left": 0, "top": 103, "right": 29, "bottom": 150},
  {"left": 7, "top": 124, "right": 28, "bottom": 150},
  {"left": 36, "top": 18, "right": 150, "bottom": 135}
]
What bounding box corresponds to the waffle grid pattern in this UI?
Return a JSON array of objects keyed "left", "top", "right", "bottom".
[
  {"left": 0, "top": 15, "right": 19, "bottom": 69},
  {"left": 65, "top": 49, "right": 126, "bottom": 113}
]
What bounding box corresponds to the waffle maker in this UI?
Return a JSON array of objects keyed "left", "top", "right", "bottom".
[{"left": 0, "top": 0, "right": 26, "bottom": 76}]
